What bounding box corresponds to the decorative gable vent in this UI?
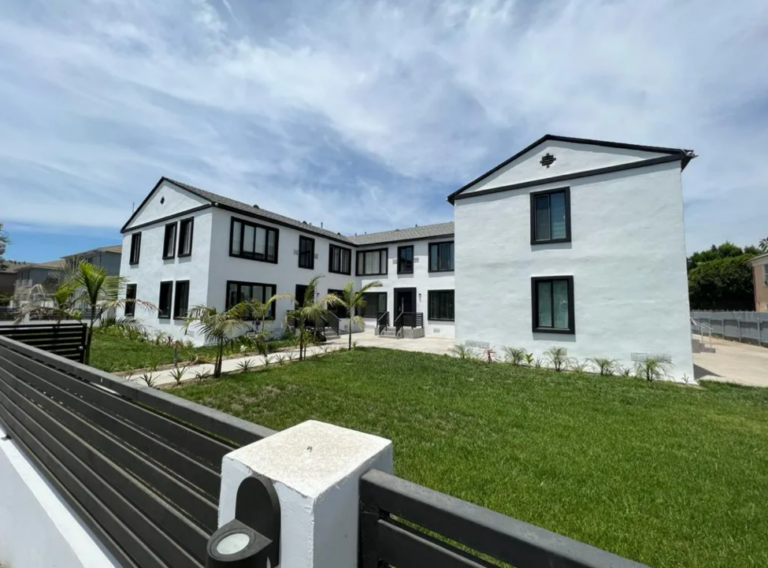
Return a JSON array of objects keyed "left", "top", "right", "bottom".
[{"left": 540, "top": 153, "right": 556, "bottom": 168}]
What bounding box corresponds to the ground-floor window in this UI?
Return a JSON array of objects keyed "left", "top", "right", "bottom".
[
  {"left": 173, "top": 281, "right": 190, "bottom": 319},
  {"left": 125, "top": 284, "right": 137, "bottom": 317},
  {"left": 226, "top": 281, "right": 277, "bottom": 319},
  {"left": 327, "top": 288, "right": 347, "bottom": 318},
  {"left": 158, "top": 281, "right": 173, "bottom": 319},
  {"left": 361, "top": 292, "right": 387, "bottom": 318},
  {"left": 428, "top": 290, "right": 454, "bottom": 321},
  {"left": 531, "top": 276, "right": 575, "bottom": 333}
]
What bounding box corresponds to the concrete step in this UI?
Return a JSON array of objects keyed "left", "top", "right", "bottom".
[{"left": 378, "top": 330, "right": 399, "bottom": 338}]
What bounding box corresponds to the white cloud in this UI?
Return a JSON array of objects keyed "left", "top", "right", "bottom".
[{"left": 0, "top": 0, "right": 766, "bottom": 251}]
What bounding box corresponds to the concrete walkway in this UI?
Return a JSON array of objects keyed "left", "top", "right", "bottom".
[{"left": 693, "top": 337, "right": 768, "bottom": 387}]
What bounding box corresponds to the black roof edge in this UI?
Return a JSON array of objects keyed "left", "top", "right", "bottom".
[
  {"left": 120, "top": 177, "right": 175, "bottom": 233},
  {"left": 447, "top": 134, "right": 696, "bottom": 204}
]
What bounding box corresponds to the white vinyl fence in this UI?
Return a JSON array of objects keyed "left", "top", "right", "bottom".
[{"left": 691, "top": 311, "right": 768, "bottom": 346}]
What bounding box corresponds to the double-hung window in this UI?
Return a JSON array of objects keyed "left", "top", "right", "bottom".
[
  {"left": 429, "top": 241, "right": 454, "bottom": 272},
  {"left": 124, "top": 284, "right": 137, "bottom": 317},
  {"left": 531, "top": 188, "right": 571, "bottom": 244},
  {"left": 298, "top": 236, "right": 315, "bottom": 269},
  {"left": 531, "top": 276, "right": 575, "bottom": 333},
  {"left": 178, "top": 218, "right": 194, "bottom": 257},
  {"left": 329, "top": 245, "right": 352, "bottom": 275},
  {"left": 158, "top": 281, "right": 173, "bottom": 319},
  {"left": 356, "top": 248, "right": 388, "bottom": 276},
  {"left": 230, "top": 218, "right": 279, "bottom": 263},
  {"left": 226, "top": 281, "right": 277, "bottom": 319},
  {"left": 129, "top": 233, "right": 141, "bottom": 265},
  {"left": 163, "top": 223, "right": 177, "bottom": 259},
  {"left": 397, "top": 245, "right": 414, "bottom": 274},
  {"left": 173, "top": 281, "right": 190, "bottom": 319},
  {"left": 428, "top": 290, "right": 454, "bottom": 321}
]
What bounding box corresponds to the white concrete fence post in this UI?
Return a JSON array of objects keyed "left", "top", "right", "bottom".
[{"left": 217, "top": 420, "right": 393, "bottom": 568}]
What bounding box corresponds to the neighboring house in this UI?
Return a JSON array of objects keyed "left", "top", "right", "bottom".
[
  {"left": 118, "top": 178, "right": 456, "bottom": 344},
  {"left": 63, "top": 245, "right": 122, "bottom": 275},
  {"left": 449, "top": 134, "right": 696, "bottom": 380},
  {"left": 0, "top": 260, "right": 31, "bottom": 304},
  {"left": 119, "top": 134, "right": 696, "bottom": 381},
  {"left": 12, "top": 260, "right": 67, "bottom": 305},
  {"left": 750, "top": 253, "right": 768, "bottom": 312}
]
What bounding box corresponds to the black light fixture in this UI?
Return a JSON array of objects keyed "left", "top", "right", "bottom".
[{"left": 207, "top": 475, "right": 280, "bottom": 568}]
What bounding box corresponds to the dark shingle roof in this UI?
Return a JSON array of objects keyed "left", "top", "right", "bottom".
[
  {"left": 348, "top": 222, "right": 454, "bottom": 246},
  {"left": 165, "top": 178, "right": 356, "bottom": 244},
  {"left": 63, "top": 244, "right": 122, "bottom": 258}
]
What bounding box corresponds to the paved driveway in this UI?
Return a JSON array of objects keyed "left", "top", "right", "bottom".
[
  {"left": 693, "top": 337, "right": 768, "bottom": 387},
  {"left": 329, "top": 329, "right": 455, "bottom": 356}
]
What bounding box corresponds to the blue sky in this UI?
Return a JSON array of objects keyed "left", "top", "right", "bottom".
[{"left": 1, "top": 0, "right": 767, "bottom": 263}]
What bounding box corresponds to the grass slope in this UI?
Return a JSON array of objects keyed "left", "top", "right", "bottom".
[{"left": 176, "top": 348, "right": 768, "bottom": 568}]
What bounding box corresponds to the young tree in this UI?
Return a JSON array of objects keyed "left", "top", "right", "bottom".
[
  {"left": 284, "top": 275, "right": 341, "bottom": 360},
  {"left": 183, "top": 305, "right": 249, "bottom": 377},
  {"left": 688, "top": 254, "right": 755, "bottom": 310},
  {"left": 336, "top": 280, "right": 383, "bottom": 350},
  {"left": 240, "top": 292, "right": 291, "bottom": 336}
]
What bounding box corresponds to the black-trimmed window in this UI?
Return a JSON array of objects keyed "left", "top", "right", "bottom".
[
  {"left": 173, "top": 281, "right": 190, "bottom": 319},
  {"left": 129, "top": 233, "right": 141, "bottom": 265},
  {"left": 328, "top": 288, "right": 347, "bottom": 318},
  {"left": 428, "top": 241, "right": 454, "bottom": 272},
  {"left": 428, "top": 290, "right": 454, "bottom": 321},
  {"left": 361, "top": 292, "right": 387, "bottom": 319},
  {"left": 163, "top": 223, "right": 177, "bottom": 259},
  {"left": 226, "top": 281, "right": 277, "bottom": 319},
  {"left": 356, "top": 248, "right": 387, "bottom": 276},
  {"left": 158, "top": 281, "right": 173, "bottom": 319},
  {"left": 329, "top": 245, "right": 352, "bottom": 275},
  {"left": 531, "top": 276, "right": 575, "bottom": 334},
  {"left": 298, "top": 236, "right": 315, "bottom": 269},
  {"left": 531, "top": 188, "right": 571, "bottom": 244},
  {"left": 295, "top": 284, "right": 309, "bottom": 307},
  {"left": 178, "top": 218, "right": 194, "bottom": 257},
  {"left": 397, "top": 245, "right": 414, "bottom": 275},
  {"left": 125, "top": 284, "right": 137, "bottom": 317},
  {"left": 229, "top": 218, "right": 279, "bottom": 263}
]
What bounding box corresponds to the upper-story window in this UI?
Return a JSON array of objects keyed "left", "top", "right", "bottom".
[
  {"left": 129, "top": 233, "right": 141, "bottom": 265},
  {"left": 429, "top": 241, "right": 454, "bottom": 272},
  {"left": 163, "top": 223, "right": 177, "bottom": 259},
  {"left": 230, "top": 218, "right": 279, "bottom": 263},
  {"left": 397, "top": 245, "right": 414, "bottom": 275},
  {"left": 178, "top": 218, "right": 194, "bottom": 257},
  {"left": 298, "top": 236, "right": 315, "bottom": 269},
  {"left": 531, "top": 188, "right": 571, "bottom": 244},
  {"left": 329, "top": 244, "right": 352, "bottom": 275},
  {"left": 356, "top": 248, "right": 388, "bottom": 276}
]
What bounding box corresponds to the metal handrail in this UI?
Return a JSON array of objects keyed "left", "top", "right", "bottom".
[
  {"left": 394, "top": 311, "right": 404, "bottom": 337},
  {"left": 325, "top": 312, "right": 341, "bottom": 336},
  {"left": 377, "top": 311, "right": 389, "bottom": 335},
  {"left": 690, "top": 317, "right": 713, "bottom": 349}
]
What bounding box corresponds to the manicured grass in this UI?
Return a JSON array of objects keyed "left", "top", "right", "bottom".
[
  {"left": 89, "top": 333, "right": 295, "bottom": 372},
  {"left": 175, "top": 348, "right": 768, "bottom": 568}
]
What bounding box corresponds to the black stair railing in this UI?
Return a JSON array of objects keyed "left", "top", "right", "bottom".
[
  {"left": 377, "top": 311, "right": 390, "bottom": 335},
  {"left": 324, "top": 312, "right": 341, "bottom": 336}
]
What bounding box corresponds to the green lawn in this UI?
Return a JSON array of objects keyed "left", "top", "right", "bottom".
[
  {"left": 89, "top": 333, "right": 294, "bottom": 372},
  {"left": 175, "top": 348, "right": 768, "bottom": 568}
]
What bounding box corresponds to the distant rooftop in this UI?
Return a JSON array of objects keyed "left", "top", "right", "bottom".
[
  {"left": 63, "top": 244, "right": 122, "bottom": 258},
  {"left": 348, "top": 222, "right": 454, "bottom": 246},
  {"left": 0, "top": 259, "right": 32, "bottom": 273}
]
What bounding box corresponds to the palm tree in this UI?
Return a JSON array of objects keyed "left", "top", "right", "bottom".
[
  {"left": 760, "top": 237, "right": 768, "bottom": 253},
  {"left": 336, "top": 280, "right": 383, "bottom": 350},
  {"left": 239, "top": 293, "right": 291, "bottom": 336},
  {"left": 284, "top": 275, "right": 341, "bottom": 360},
  {"left": 18, "top": 260, "right": 150, "bottom": 364},
  {"left": 182, "top": 305, "right": 250, "bottom": 377}
]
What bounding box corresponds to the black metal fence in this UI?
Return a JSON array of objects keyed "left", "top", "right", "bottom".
[
  {"left": 0, "top": 322, "right": 88, "bottom": 362},
  {"left": 0, "top": 335, "right": 276, "bottom": 568},
  {"left": 359, "top": 469, "right": 649, "bottom": 568}
]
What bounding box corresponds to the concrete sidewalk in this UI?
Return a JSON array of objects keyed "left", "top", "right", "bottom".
[{"left": 693, "top": 337, "right": 768, "bottom": 387}]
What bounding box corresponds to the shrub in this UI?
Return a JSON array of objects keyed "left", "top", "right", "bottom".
[
  {"left": 450, "top": 344, "right": 474, "bottom": 359},
  {"left": 192, "top": 369, "right": 212, "bottom": 382},
  {"left": 635, "top": 357, "right": 671, "bottom": 382},
  {"left": 168, "top": 365, "right": 188, "bottom": 386},
  {"left": 589, "top": 357, "right": 617, "bottom": 376},
  {"left": 138, "top": 370, "right": 158, "bottom": 387},
  {"left": 617, "top": 365, "right": 633, "bottom": 377},
  {"left": 237, "top": 359, "right": 256, "bottom": 374},
  {"left": 274, "top": 354, "right": 288, "bottom": 366},
  {"left": 544, "top": 347, "right": 568, "bottom": 372},
  {"left": 524, "top": 353, "right": 535, "bottom": 366},
  {"left": 569, "top": 359, "right": 590, "bottom": 373},
  {"left": 503, "top": 347, "right": 528, "bottom": 366},
  {"left": 482, "top": 348, "right": 496, "bottom": 363}
]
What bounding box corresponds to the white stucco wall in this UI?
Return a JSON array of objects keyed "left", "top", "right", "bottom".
[
  {"left": 119, "top": 208, "right": 214, "bottom": 343},
  {"left": 359, "top": 240, "right": 455, "bottom": 338},
  {"left": 455, "top": 160, "right": 694, "bottom": 381},
  {"left": 464, "top": 140, "right": 667, "bottom": 193},
  {"left": 0, "top": 426, "right": 121, "bottom": 568},
  {"left": 124, "top": 179, "right": 209, "bottom": 230}
]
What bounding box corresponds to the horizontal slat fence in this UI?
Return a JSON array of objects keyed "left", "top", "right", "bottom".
[
  {"left": 691, "top": 310, "right": 768, "bottom": 346},
  {"left": 0, "top": 322, "right": 87, "bottom": 362},
  {"left": 0, "top": 335, "right": 276, "bottom": 568},
  {"left": 360, "top": 469, "right": 650, "bottom": 568}
]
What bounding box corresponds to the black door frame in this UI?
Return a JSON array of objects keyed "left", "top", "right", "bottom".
[{"left": 393, "top": 287, "right": 417, "bottom": 315}]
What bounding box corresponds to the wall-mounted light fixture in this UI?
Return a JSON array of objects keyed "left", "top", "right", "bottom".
[{"left": 206, "top": 475, "right": 280, "bottom": 567}]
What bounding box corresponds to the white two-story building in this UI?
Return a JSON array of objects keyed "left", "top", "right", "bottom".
[{"left": 119, "top": 134, "right": 695, "bottom": 380}]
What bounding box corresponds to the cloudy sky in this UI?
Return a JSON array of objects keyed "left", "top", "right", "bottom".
[{"left": 1, "top": 0, "right": 767, "bottom": 262}]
